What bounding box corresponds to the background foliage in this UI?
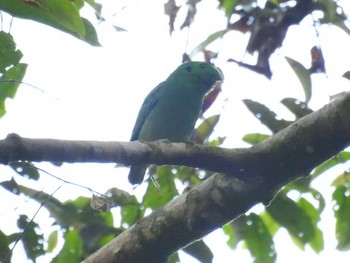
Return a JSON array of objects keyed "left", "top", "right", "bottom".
[{"left": 0, "top": 0, "right": 350, "bottom": 262}]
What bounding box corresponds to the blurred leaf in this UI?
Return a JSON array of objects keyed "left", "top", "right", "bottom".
[
  {"left": 0, "top": 178, "right": 78, "bottom": 226},
  {"left": 224, "top": 215, "right": 247, "bottom": 248},
  {"left": 175, "top": 166, "right": 202, "bottom": 186},
  {"left": 228, "top": 58, "right": 272, "bottom": 79},
  {"left": 183, "top": 240, "right": 213, "bottom": 263},
  {"left": 283, "top": 179, "right": 326, "bottom": 213},
  {"left": 280, "top": 98, "right": 313, "bottom": 119},
  {"left": 47, "top": 230, "right": 58, "bottom": 253},
  {"left": 143, "top": 166, "right": 178, "bottom": 210},
  {"left": 310, "top": 46, "right": 325, "bottom": 73},
  {"left": 121, "top": 203, "right": 141, "bottom": 227},
  {"left": 332, "top": 186, "right": 350, "bottom": 250},
  {"left": 0, "top": 63, "right": 27, "bottom": 117},
  {"left": 9, "top": 161, "right": 40, "bottom": 180},
  {"left": 224, "top": 213, "right": 277, "bottom": 263},
  {"left": 191, "top": 114, "right": 220, "bottom": 144},
  {"left": 332, "top": 171, "right": 350, "bottom": 187},
  {"left": 0, "top": 31, "right": 23, "bottom": 73},
  {"left": 244, "top": 213, "right": 276, "bottom": 263},
  {"left": 242, "top": 133, "right": 270, "bottom": 145},
  {"left": 0, "top": 0, "right": 100, "bottom": 46},
  {"left": 190, "top": 30, "right": 227, "bottom": 57},
  {"left": 164, "top": 0, "right": 180, "bottom": 34},
  {"left": 0, "top": 230, "right": 11, "bottom": 261},
  {"left": 53, "top": 229, "right": 82, "bottom": 263},
  {"left": 220, "top": 0, "right": 238, "bottom": 17},
  {"left": 343, "top": 71, "right": 350, "bottom": 80},
  {"left": 168, "top": 251, "right": 180, "bottom": 263},
  {"left": 285, "top": 57, "right": 312, "bottom": 103},
  {"left": 297, "top": 198, "right": 324, "bottom": 253},
  {"left": 201, "top": 82, "right": 222, "bottom": 115},
  {"left": 311, "top": 151, "right": 350, "bottom": 179},
  {"left": 17, "top": 215, "right": 45, "bottom": 261},
  {"left": 243, "top": 99, "right": 292, "bottom": 133},
  {"left": 267, "top": 194, "right": 316, "bottom": 249}
]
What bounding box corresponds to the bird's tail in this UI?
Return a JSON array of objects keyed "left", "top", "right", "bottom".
[{"left": 128, "top": 165, "right": 147, "bottom": 185}]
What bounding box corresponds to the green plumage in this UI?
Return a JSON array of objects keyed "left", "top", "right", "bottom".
[{"left": 128, "top": 61, "right": 223, "bottom": 184}]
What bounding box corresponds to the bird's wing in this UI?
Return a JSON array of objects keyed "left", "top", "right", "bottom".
[{"left": 130, "top": 82, "right": 164, "bottom": 141}]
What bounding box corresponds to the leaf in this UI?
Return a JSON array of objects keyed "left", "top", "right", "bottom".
[
  {"left": 244, "top": 213, "right": 276, "bottom": 263},
  {"left": 47, "top": 230, "right": 58, "bottom": 253},
  {"left": 266, "top": 194, "right": 316, "bottom": 249},
  {"left": 0, "top": 63, "right": 27, "bottom": 117},
  {"left": 310, "top": 46, "right": 325, "bottom": 73},
  {"left": 164, "top": 0, "right": 180, "bottom": 34},
  {"left": 0, "top": 0, "right": 100, "bottom": 46},
  {"left": 142, "top": 166, "right": 178, "bottom": 210},
  {"left": 190, "top": 30, "right": 227, "bottom": 57},
  {"left": 220, "top": 0, "right": 238, "bottom": 17},
  {"left": 191, "top": 114, "right": 220, "bottom": 144},
  {"left": 183, "top": 240, "right": 213, "bottom": 263},
  {"left": 243, "top": 99, "right": 292, "bottom": 133},
  {"left": 332, "top": 171, "right": 350, "bottom": 187},
  {"left": 297, "top": 198, "right": 324, "bottom": 253},
  {"left": 201, "top": 81, "right": 222, "bottom": 115},
  {"left": 0, "top": 230, "right": 11, "bottom": 261},
  {"left": 332, "top": 186, "right": 350, "bottom": 250},
  {"left": 343, "top": 71, "right": 350, "bottom": 81},
  {"left": 52, "top": 229, "right": 82, "bottom": 263},
  {"left": 17, "top": 215, "right": 45, "bottom": 261},
  {"left": 9, "top": 161, "right": 40, "bottom": 180},
  {"left": 285, "top": 56, "right": 312, "bottom": 103},
  {"left": 280, "top": 97, "right": 313, "bottom": 119},
  {"left": 242, "top": 133, "right": 270, "bottom": 145},
  {"left": 0, "top": 31, "right": 23, "bottom": 73}
]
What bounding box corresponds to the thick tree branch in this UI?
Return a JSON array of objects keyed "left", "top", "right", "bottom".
[
  {"left": 80, "top": 92, "right": 350, "bottom": 263},
  {"left": 1, "top": 93, "right": 350, "bottom": 263}
]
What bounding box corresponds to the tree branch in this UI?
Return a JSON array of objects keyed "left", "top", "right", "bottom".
[
  {"left": 1, "top": 93, "right": 350, "bottom": 263},
  {"left": 81, "top": 92, "right": 350, "bottom": 263}
]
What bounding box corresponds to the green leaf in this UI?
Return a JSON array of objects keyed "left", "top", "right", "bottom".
[
  {"left": 332, "top": 185, "right": 350, "bottom": 250},
  {"left": 220, "top": 0, "right": 238, "bottom": 17},
  {"left": 183, "top": 240, "right": 213, "bottom": 263},
  {"left": 9, "top": 161, "right": 40, "bottom": 180},
  {"left": 47, "top": 230, "right": 58, "bottom": 253},
  {"left": 285, "top": 57, "right": 312, "bottom": 103},
  {"left": 168, "top": 252, "right": 180, "bottom": 263},
  {"left": 190, "top": 30, "right": 227, "bottom": 57},
  {"left": 332, "top": 171, "right": 350, "bottom": 187},
  {"left": 266, "top": 194, "right": 316, "bottom": 249},
  {"left": 0, "top": 63, "right": 27, "bottom": 117},
  {"left": 242, "top": 133, "right": 270, "bottom": 145},
  {"left": 52, "top": 229, "right": 82, "bottom": 263},
  {"left": 143, "top": 166, "right": 178, "bottom": 210},
  {"left": 0, "top": 230, "right": 11, "bottom": 261},
  {"left": 17, "top": 215, "right": 45, "bottom": 261},
  {"left": 297, "top": 198, "right": 324, "bottom": 253},
  {"left": 244, "top": 213, "right": 276, "bottom": 263},
  {"left": 191, "top": 114, "right": 220, "bottom": 144},
  {"left": 0, "top": 31, "right": 23, "bottom": 73},
  {"left": 0, "top": 0, "right": 100, "bottom": 46}
]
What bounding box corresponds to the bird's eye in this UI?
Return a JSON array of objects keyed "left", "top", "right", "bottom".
[
  {"left": 185, "top": 66, "right": 192, "bottom": 73},
  {"left": 200, "top": 63, "right": 206, "bottom": 69}
]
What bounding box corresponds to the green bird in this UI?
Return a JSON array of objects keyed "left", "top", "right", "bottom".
[{"left": 128, "top": 61, "right": 223, "bottom": 184}]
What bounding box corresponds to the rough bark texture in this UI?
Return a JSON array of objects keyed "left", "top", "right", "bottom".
[{"left": 1, "top": 93, "right": 350, "bottom": 262}]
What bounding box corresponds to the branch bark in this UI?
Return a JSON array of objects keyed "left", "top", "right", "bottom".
[{"left": 1, "top": 93, "right": 350, "bottom": 262}]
